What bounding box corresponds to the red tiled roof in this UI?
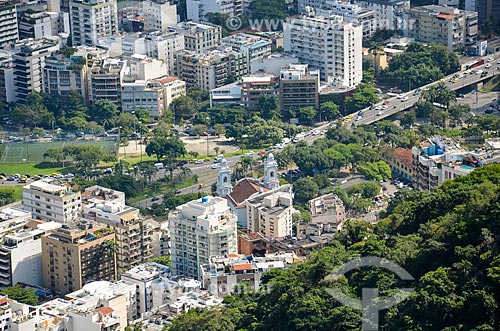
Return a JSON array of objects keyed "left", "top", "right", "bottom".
[
  {"left": 0, "top": 298, "right": 8, "bottom": 305},
  {"left": 227, "top": 179, "right": 267, "bottom": 205},
  {"left": 158, "top": 76, "right": 178, "bottom": 84},
  {"left": 96, "top": 307, "right": 113, "bottom": 315},
  {"left": 227, "top": 253, "right": 240, "bottom": 258},
  {"left": 436, "top": 13, "right": 457, "bottom": 20},
  {"left": 393, "top": 148, "right": 413, "bottom": 167},
  {"left": 232, "top": 264, "right": 252, "bottom": 271}
]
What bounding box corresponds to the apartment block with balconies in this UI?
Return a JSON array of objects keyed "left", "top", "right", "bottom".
[
  {"left": 0, "top": 2, "right": 18, "bottom": 48},
  {"left": 69, "top": 0, "right": 118, "bottom": 47},
  {"left": 404, "top": 5, "right": 478, "bottom": 50},
  {"left": 41, "top": 219, "right": 117, "bottom": 295},
  {"left": 169, "top": 196, "right": 238, "bottom": 279}
]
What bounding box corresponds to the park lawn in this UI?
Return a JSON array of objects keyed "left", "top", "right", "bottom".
[
  {"left": 127, "top": 176, "right": 199, "bottom": 203},
  {"left": 0, "top": 162, "right": 64, "bottom": 176},
  {"left": 0, "top": 185, "right": 24, "bottom": 202}
]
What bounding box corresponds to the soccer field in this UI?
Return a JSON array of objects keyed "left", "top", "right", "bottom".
[{"left": 0, "top": 140, "right": 116, "bottom": 163}]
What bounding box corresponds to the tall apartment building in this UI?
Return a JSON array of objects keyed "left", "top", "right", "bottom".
[
  {"left": 12, "top": 38, "right": 60, "bottom": 103},
  {"left": 221, "top": 33, "right": 272, "bottom": 63},
  {"left": 243, "top": 185, "right": 293, "bottom": 239},
  {"left": 175, "top": 47, "right": 247, "bottom": 92},
  {"left": 405, "top": 5, "right": 478, "bottom": 50},
  {"left": 87, "top": 57, "right": 126, "bottom": 107},
  {"left": 468, "top": 0, "right": 500, "bottom": 26},
  {"left": 17, "top": 9, "right": 70, "bottom": 40},
  {"left": 43, "top": 49, "right": 88, "bottom": 97},
  {"left": 284, "top": 14, "right": 363, "bottom": 87},
  {"left": 22, "top": 179, "right": 82, "bottom": 224},
  {"left": 144, "top": 31, "right": 185, "bottom": 75},
  {"left": 0, "top": 2, "right": 18, "bottom": 48},
  {"left": 69, "top": 0, "right": 118, "bottom": 47},
  {"left": 327, "top": 1, "right": 376, "bottom": 38},
  {"left": 353, "top": 0, "right": 409, "bottom": 31},
  {"left": 0, "top": 221, "right": 62, "bottom": 287},
  {"left": 82, "top": 186, "right": 156, "bottom": 273},
  {"left": 0, "top": 51, "right": 14, "bottom": 106},
  {"left": 171, "top": 21, "right": 222, "bottom": 52},
  {"left": 142, "top": 0, "right": 177, "bottom": 32},
  {"left": 41, "top": 220, "right": 117, "bottom": 295},
  {"left": 169, "top": 196, "right": 238, "bottom": 279},
  {"left": 279, "top": 64, "right": 320, "bottom": 111},
  {"left": 186, "top": 0, "right": 242, "bottom": 22},
  {"left": 240, "top": 75, "right": 279, "bottom": 111}
]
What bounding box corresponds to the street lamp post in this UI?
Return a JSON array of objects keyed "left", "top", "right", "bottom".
[
  {"left": 22, "top": 159, "right": 26, "bottom": 175},
  {"left": 138, "top": 121, "right": 143, "bottom": 162}
]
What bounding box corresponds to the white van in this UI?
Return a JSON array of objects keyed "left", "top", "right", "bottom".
[{"left": 154, "top": 162, "right": 164, "bottom": 170}]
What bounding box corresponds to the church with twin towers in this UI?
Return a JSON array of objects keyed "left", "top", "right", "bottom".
[{"left": 215, "top": 153, "right": 294, "bottom": 239}]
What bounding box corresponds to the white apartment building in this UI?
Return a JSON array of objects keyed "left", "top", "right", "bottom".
[
  {"left": 0, "top": 221, "right": 62, "bottom": 287},
  {"left": 142, "top": 0, "right": 177, "bottom": 32},
  {"left": 353, "top": 0, "right": 409, "bottom": 32},
  {"left": 69, "top": 0, "right": 118, "bottom": 47},
  {"left": 243, "top": 185, "right": 293, "bottom": 239},
  {"left": 0, "top": 207, "right": 31, "bottom": 239},
  {"left": 22, "top": 179, "right": 82, "bottom": 223},
  {"left": 120, "top": 262, "right": 171, "bottom": 315},
  {"left": 221, "top": 33, "right": 272, "bottom": 63},
  {"left": 82, "top": 186, "right": 157, "bottom": 273},
  {"left": 209, "top": 80, "right": 242, "bottom": 107},
  {"left": 200, "top": 253, "right": 294, "bottom": 296},
  {"left": 404, "top": 5, "right": 478, "bottom": 50},
  {"left": 187, "top": 0, "right": 242, "bottom": 22},
  {"left": 284, "top": 14, "right": 363, "bottom": 87},
  {"left": 0, "top": 2, "right": 18, "bottom": 48},
  {"left": 0, "top": 51, "right": 15, "bottom": 105},
  {"left": 170, "top": 21, "right": 222, "bottom": 52},
  {"left": 43, "top": 48, "right": 88, "bottom": 97},
  {"left": 87, "top": 56, "right": 126, "bottom": 106},
  {"left": 169, "top": 196, "right": 238, "bottom": 279},
  {"left": 12, "top": 38, "right": 60, "bottom": 103},
  {"left": 309, "top": 193, "right": 346, "bottom": 231},
  {"left": 326, "top": 1, "right": 376, "bottom": 38},
  {"left": 145, "top": 31, "right": 185, "bottom": 75},
  {"left": 122, "top": 32, "right": 146, "bottom": 57},
  {"left": 250, "top": 52, "right": 299, "bottom": 76},
  {"left": 175, "top": 47, "right": 248, "bottom": 92},
  {"left": 121, "top": 75, "right": 186, "bottom": 118}
]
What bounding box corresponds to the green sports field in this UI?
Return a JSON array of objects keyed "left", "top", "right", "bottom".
[{"left": 0, "top": 140, "right": 116, "bottom": 164}]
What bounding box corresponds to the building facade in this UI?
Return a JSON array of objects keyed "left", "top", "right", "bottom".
[
  {"left": 405, "top": 5, "right": 478, "bottom": 50},
  {"left": 22, "top": 179, "right": 82, "bottom": 224},
  {"left": 240, "top": 75, "right": 279, "bottom": 111},
  {"left": 12, "top": 38, "right": 60, "bottom": 103},
  {"left": 175, "top": 47, "right": 247, "bottom": 92},
  {"left": 221, "top": 33, "right": 272, "bottom": 63},
  {"left": 279, "top": 63, "right": 320, "bottom": 111},
  {"left": 41, "top": 220, "right": 117, "bottom": 295},
  {"left": 284, "top": 14, "right": 363, "bottom": 87},
  {"left": 169, "top": 196, "right": 238, "bottom": 279},
  {"left": 0, "top": 2, "right": 18, "bottom": 48},
  {"left": 353, "top": 0, "right": 409, "bottom": 32},
  {"left": 186, "top": 0, "right": 242, "bottom": 22},
  {"left": 144, "top": 31, "right": 185, "bottom": 75},
  {"left": 142, "top": 0, "right": 177, "bottom": 32},
  {"left": 69, "top": 0, "right": 118, "bottom": 46},
  {"left": 171, "top": 22, "right": 222, "bottom": 52}
]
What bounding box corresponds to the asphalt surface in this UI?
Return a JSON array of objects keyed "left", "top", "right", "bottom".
[{"left": 349, "top": 58, "right": 500, "bottom": 127}]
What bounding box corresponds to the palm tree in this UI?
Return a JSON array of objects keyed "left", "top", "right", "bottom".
[
  {"left": 239, "top": 156, "right": 253, "bottom": 177},
  {"left": 179, "top": 166, "right": 192, "bottom": 180},
  {"left": 368, "top": 41, "right": 383, "bottom": 77},
  {"left": 101, "top": 239, "right": 117, "bottom": 280}
]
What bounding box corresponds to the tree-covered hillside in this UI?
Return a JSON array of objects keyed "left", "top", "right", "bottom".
[{"left": 166, "top": 164, "right": 500, "bottom": 331}]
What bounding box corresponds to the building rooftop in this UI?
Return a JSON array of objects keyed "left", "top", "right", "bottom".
[
  {"left": 0, "top": 207, "right": 30, "bottom": 222},
  {"left": 24, "top": 179, "right": 77, "bottom": 196},
  {"left": 227, "top": 178, "right": 268, "bottom": 205},
  {"left": 121, "top": 262, "right": 170, "bottom": 281}
]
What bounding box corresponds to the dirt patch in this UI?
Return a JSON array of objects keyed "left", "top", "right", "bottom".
[{"left": 181, "top": 136, "right": 239, "bottom": 156}]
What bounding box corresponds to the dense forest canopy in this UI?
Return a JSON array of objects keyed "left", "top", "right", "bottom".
[{"left": 166, "top": 164, "right": 500, "bottom": 331}]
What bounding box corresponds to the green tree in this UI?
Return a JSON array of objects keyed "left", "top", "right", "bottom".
[
  {"left": 0, "top": 189, "right": 15, "bottom": 207},
  {"left": 93, "top": 99, "right": 119, "bottom": 124},
  {"left": 146, "top": 135, "right": 186, "bottom": 162},
  {"left": 101, "top": 239, "right": 117, "bottom": 280},
  {"left": 43, "top": 147, "right": 64, "bottom": 165},
  {"left": 297, "top": 106, "right": 317, "bottom": 124},
  {"left": 258, "top": 95, "right": 281, "bottom": 120},
  {"left": 1, "top": 286, "right": 39, "bottom": 305},
  {"left": 293, "top": 178, "right": 319, "bottom": 204},
  {"left": 320, "top": 102, "right": 341, "bottom": 121},
  {"left": 171, "top": 96, "right": 198, "bottom": 122},
  {"left": 151, "top": 256, "right": 171, "bottom": 267}
]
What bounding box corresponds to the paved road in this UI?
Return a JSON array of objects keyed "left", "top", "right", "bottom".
[{"left": 349, "top": 58, "right": 500, "bottom": 127}]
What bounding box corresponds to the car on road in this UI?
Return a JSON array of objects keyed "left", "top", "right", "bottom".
[
  {"left": 194, "top": 160, "right": 204, "bottom": 164},
  {"left": 486, "top": 63, "right": 492, "bottom": 69},
  {"left": 488, "top": 57, "right": 494, "bottom": 62},
  {"left": 152, "top": 196, "right": 161, "bottom": 202},
  {"left": 383, "top": 100, "right": 390, "bottom": 105},
  {"left": 355, "top": 116, "right": 362, "bottom": 121},
  {"left": 244, "top": 151, "right": 255, "bottom": 156},
  {"left": 376, "top": 111, "right": 384, "bottom": 116},
  {"left": 211, "top": 164, "right": 219, "bottom": 169},
  {"left": 401, "top": 96, "right": 409, "bottom": 102}
]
